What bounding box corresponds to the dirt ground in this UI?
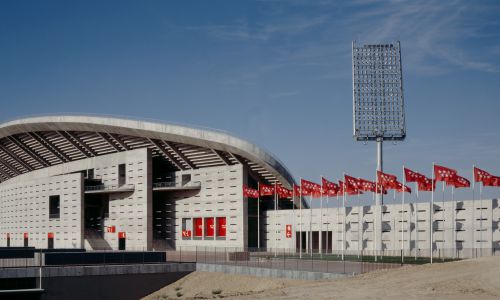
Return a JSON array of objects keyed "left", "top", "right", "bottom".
[{"left": 143, "top": 256, "right": 500, "bottom": 300}]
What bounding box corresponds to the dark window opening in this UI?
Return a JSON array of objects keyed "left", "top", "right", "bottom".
[
  {"left": 49, "top": 195, "right": 60, "bottom": 219},
  {"left": 118, "top": 164, "right": 126, "bottom": 186}
]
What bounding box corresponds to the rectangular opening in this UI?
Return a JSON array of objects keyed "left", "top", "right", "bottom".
[
  {"left": 216, "top": 217, "right": 226, "bottom": 238},
  {"left": 48, "top": 233, "right": 54, "bottom": 249},
  {"left": 118, "top": 164, "right": 126, "bottom": 186},
  {"left": 181, "top": 174, "right": 191, "bottom": 186},
  {"left": 49, "top": 195, "right": 60, "bottom": 219},
  {"left": 182, "top": 218, "right": 192, "bottom": 240},
  {"left": 193, "top": 218, "right": 203, "bottom": 238},
  {"left": 205, "top": 217, "right": 214, "bottom": 238}
]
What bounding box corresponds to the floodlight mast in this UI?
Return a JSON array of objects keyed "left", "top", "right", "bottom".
[{"left": 352, "top": 40, "right": 406, "bottom": 253}]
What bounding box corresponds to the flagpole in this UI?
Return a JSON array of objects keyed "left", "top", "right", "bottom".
[
  {"left": 292, "top": 184, "right": 295, "bottom": 256},
  {"left": 393, "top": 189, "right": 396, "bottom": 253},
  {"left": 452, "top": 185, "right": 455, "bottom": 259},
  {"left": 442, "top": 180, "right": 445, "bottom": 255},
  {"left": 309, "top": 192, "right": 313, "bottom": 257},
  {"left": 358, "top": 189, "right": 361, "bottom": 258},
  {"left": 320, "top": 176, "right": 324, "bottom": 258},
  {"left": 258, "top": 182, "right": 260, "bottom": 250},
  {"left": 299, "top": 178, "right": 302, "bottom": 259},
  {"left": 375, "top": 170, "right": 378, "bottom": 262},
  {"left": 480, "top": 180, "right": 483, "bottom": 256},
  {"left": 472, "top": 165, "right": 475, "bottom": 257},
  {"left": 415, "top": 182, "right": 419, "bottom": 260},
  {"left": 274, "top": 181, "right": 277, "bottom": 257},
  {"left": 372, "top": 188, "right": 375, "bottom": 260},
  {"left": 431, "top": 163, "right": 434, "bottom": 264},
  {"left": 402, "top": 165, "right": 405, "bottom": 264},
  {"left": 342, "top": 181, "right": 345, "bottom": 261},
  {"left": 336, "top": 191, "right": 340, "bottom": 255},
  {"left": 326, "top": 193, "right": 330, "bottom": 254}
]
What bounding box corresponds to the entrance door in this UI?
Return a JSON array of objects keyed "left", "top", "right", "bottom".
[
  {"left": 118, "top": 232, "right": 126, "bottom": 250},
  {"left": 23, "top": 233, "right": 28, "bottom": 247}
]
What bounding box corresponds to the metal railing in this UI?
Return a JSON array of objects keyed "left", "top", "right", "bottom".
[
  {"left": 152, "top": 181, "right": 201, "bottom": 189},
  {"left": 84, "top": 184, "right": 135, "bottom": 192}
]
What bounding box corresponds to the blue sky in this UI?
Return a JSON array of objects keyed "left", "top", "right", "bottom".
[{"left": 1, "top": 0, "right": 499, "bottom": 201}]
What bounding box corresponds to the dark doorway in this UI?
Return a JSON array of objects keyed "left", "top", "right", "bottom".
[
  {"left": 295, "top": 231, "right": 307, "bottom": 251},
  {"left": 311, "top": 231, "right": 319, "bottom": 252},
  {"left": 6, "top": 235, "right": 10, "bottom": 247},
  {"left": 24, "top": 235, "right": 28, "bottom": 247},
  {"left": 48, "top": 237, "right": 54, "bottom": 249},
  {"left": 119, "top": 236, "right": 126, "bottom": 250}
]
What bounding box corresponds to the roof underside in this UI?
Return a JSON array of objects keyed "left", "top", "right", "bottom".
[{"left": 0, "top": 130, "right": 281, "bottom": 184}]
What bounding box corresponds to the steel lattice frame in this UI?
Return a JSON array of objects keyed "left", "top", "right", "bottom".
[{"left": 352, "top": 41, "right": 406, "bottom": 141}]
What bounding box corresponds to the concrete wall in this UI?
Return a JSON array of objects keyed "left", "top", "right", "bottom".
[
  {"left": 0, "top": 173, "right": 84, "bottom": 249},
  {"left": 265, "top": 198, "right": 500, "bottom": 257},
  {"left": 172, "top": 164, "right": 246, "bottom": 249}
]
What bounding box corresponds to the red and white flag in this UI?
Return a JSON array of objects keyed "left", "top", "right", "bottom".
[
  {"left": 259, "top": 183, "right": 275, "bottom": 196},
  {"left": 473, "top": 167, "right": 491, "bottom": 183},
  {"left": 377, "top": 170, "right": 399, "bottom": 189},
  {"left": 434, "top": 164, "right": 457, "bottom": 183},
  {"left": 276, "top": 185, "right": 293, "bottom": 198},
  {"left": 447, "top": 175, "right": 470, "bottom": 188},
  {"left": 417, "top": 177, "right": 436, "bottom": 192},
  {"left": 358, "top": 178, "right": 376, "bottom": 192},
  {"left": 339, "top": 180, "right": 362, "bottom": 196},
  {"left": 293, "top": 184, "right": 301, "bottom": 197},
  {"left": 404, "top": 168, "right": 427, "bottom": 183},
  {"left": 484, "top": 176, "right": 500, "bottom": 187},
  {"left": 243, "top": 185, "right": 259, "bottom": 198},
  {"left": 344, "top": 174, "right": 361, "bottom": 193},
  {"left": 322, "top": 177, "right": 339, "bottom": 196},
  {"left": 301, "top": 179, "right": 322, "bottom": 197},
  {"left": 395, "top": 181, "right": 412, "bottom": 193}
]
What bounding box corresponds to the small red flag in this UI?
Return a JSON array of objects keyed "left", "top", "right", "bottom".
[
  {"left": 300, "top": 179, "right": 322, "bottom": 197},
  {"left": 434, "top": 164, "right": 457, "bottom": 183},
  {"left": 484, "top": 176, "right": 500, "bottom": 187},
  {"left": 418, "top": 177, "right": 436, "bottom": 191},
  {"left": 259, "top": 183, "right": 275, "bottom": 196},
  {"left": 377, "top": 171, "right": 399, "bottom": 189},
  {"left": 321, "top": 177, "right": 339, "bottom": 196},
  {"left": 404, "top": 168, "right": 427, "bottom": 183},
  {"left": 276, "top": 185, "right": 293, "bottom": 198},
  {"left": 473, "top": 167, "right": 491, "bottom": 183},
  {"left": 358, "top": 178, "right": 376, "bottom": 192},
  {"left": 344, "top": 174, "right": 361, "bottom": 193},
  {"left": 243, "top": 185, "right": 259, "bottom": 198},
  {"left": 447, "top": 175, "right": 470, "bottom": 188},
  {"left": 293, "top": 184, "right": 301, "bottom": 197},
  {"left": 395, "top": 181, "right": 411, "bottom": 193}
]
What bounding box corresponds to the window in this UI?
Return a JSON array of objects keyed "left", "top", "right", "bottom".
[
  {"left": 217, "top": 217, "right": 226, "bottom": 238},
  {"left": 193, "top": 218, "right": 203, "bottom": 237},
  {"left": 205, "top": 217, "right": 214, "bottom": 237},
  {"left": 118, "top": 164, "right": 126, "bottom": 186},
  {"left": 49, "top": 195, "right": 60, "bottom": 219},
  {"left": 182, "top": 218, "right": 192, "bottom": 240}
]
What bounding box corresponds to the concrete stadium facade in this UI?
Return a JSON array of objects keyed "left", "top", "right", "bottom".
[{"left": 0, "top": 115, "right": 498, "bottom": 257}]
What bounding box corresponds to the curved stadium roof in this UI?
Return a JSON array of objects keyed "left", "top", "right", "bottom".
[{"left": 0, "top": 115, "right": 295, "bottom": 189}]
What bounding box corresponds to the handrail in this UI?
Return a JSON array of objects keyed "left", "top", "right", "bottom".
[
  {"left": 152, "top": 181, "right": 201, "bottom": 189},
  {"left": 84, "top": 184, "right": 135, "bottom": 192}
]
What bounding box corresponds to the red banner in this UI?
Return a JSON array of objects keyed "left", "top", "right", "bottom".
[
  {"left": 285, "top": 224, "right": 292, "bottom": 238},
  {"left": 259, "top": 184, "right": 275, "bottom": 196},
  {"left": 118, "top": 232, "right": 126, "bottom": 239},
  {"left": 182, "top": 230, "right": 192, "bottom": 237},
  {"left": 193, "top": 218, "right": 203, "bottom": 237},
  {"left": 276, "top": 185, "right": 293, "bottom": 198},
  {"left": 106, "top": 226, "right": 116, "bottom": 233},
  {"left": 217, "top": 217, "right": 226, "bottom": 237},
  {"left": 23, "top": 233, "right": 28, "bottom": 239},
  {"left": 48, "top": 232, "right": 54, "bottom": 239},
  {"left": 205, "top": 217, "right": 215, "bottom": 237},
  {"left": 243, "top": 185, "right": 259, "bottom": 198}
]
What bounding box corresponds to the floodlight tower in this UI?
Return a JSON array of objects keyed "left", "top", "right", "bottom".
[{"left": 352, "top": 41, "right": 406, "bottom": 251}]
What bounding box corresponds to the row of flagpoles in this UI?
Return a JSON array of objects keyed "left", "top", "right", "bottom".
[{"left": 242, "top": 165, "right": 500, "bottom": 262}]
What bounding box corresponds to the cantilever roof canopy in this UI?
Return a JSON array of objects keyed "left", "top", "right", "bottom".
[{"left": 0, "top": 115, "right": 295, "bottom": 189}]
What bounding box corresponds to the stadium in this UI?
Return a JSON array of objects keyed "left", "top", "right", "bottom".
[{"left": 0, "top": 115, "right": 498, "bottom": 258}]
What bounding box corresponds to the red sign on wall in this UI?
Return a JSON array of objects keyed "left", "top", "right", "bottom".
[
  {"left": 106, "top": 226, "right": 116, "bottom": 233},
  {"left": 118, "top": 232, "right": 126, "bottom": 239},
  {"left": 285, "top": 224, "right": 292, "bottom": 238},
  {"left": 217, "top": 217, "right": 226, "bottom": 237},
  {"left": 205, "top": 217, "right": 214, "bottom": 237},
  {"left": 48, "top": 232, "right": 54, "bottom": 239},
  {"left": 193, "top": 218, "right": 203, "bottom": 237},
  {"left": 182, "top": 230, "right": 192, "bottom": 237},
  {"left": 23, "top": 233, "right": 29, "bottom": 239}
]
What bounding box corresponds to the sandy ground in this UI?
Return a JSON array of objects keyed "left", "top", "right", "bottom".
[{"left": 143, "top": 256, "right": 500, "bottom": 300}]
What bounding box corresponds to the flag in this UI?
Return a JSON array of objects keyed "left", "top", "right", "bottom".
[
  {"left": 344, "top": 174, "right": 361, "bottom": 193},
  {"left": 395, "top": 181, "right": 411, "bottom": 193},
  {"left": 358, "top": 178, "right": 376, "bottom": 192},
  {"left": 404, "top": 168, "right": 427, "bottom": 183},
  {"left": 447, "top": 175, "right": 470, "bottom": 188},
  {"left": 473, "top": 167, "right": 491, "bottom": 183},
  {"left": 300, "top": 179, "right": 322, "bottom": 197},
  {"left": 322, "top": 177, "right": 339, "bottom": 196},
  {"left": 377, "top": 170, "right": 399, "bottom": 189},
  {"left": 484, "top": 176, "right": 500, "bottom": 187},
  {"left": 243, "top": 185, "right": 259, "bottom": 198},
  {"left": 259, "top": 183, "right": 275, "bottom": 196},
  {"left": 417, "top": 177, "right": 436, "bottom": 191},
  {"left": 434, "top": 164, "right": 457, "bottom": 183},
  {"left": 276, "top": 185, "right": 293, "bottom": 198},
  {"left": 293, "top": 184, "right": 301, "bottom": 197},
  {"left": 339, "top": 180, "right": 361, "bottom": 196}
]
